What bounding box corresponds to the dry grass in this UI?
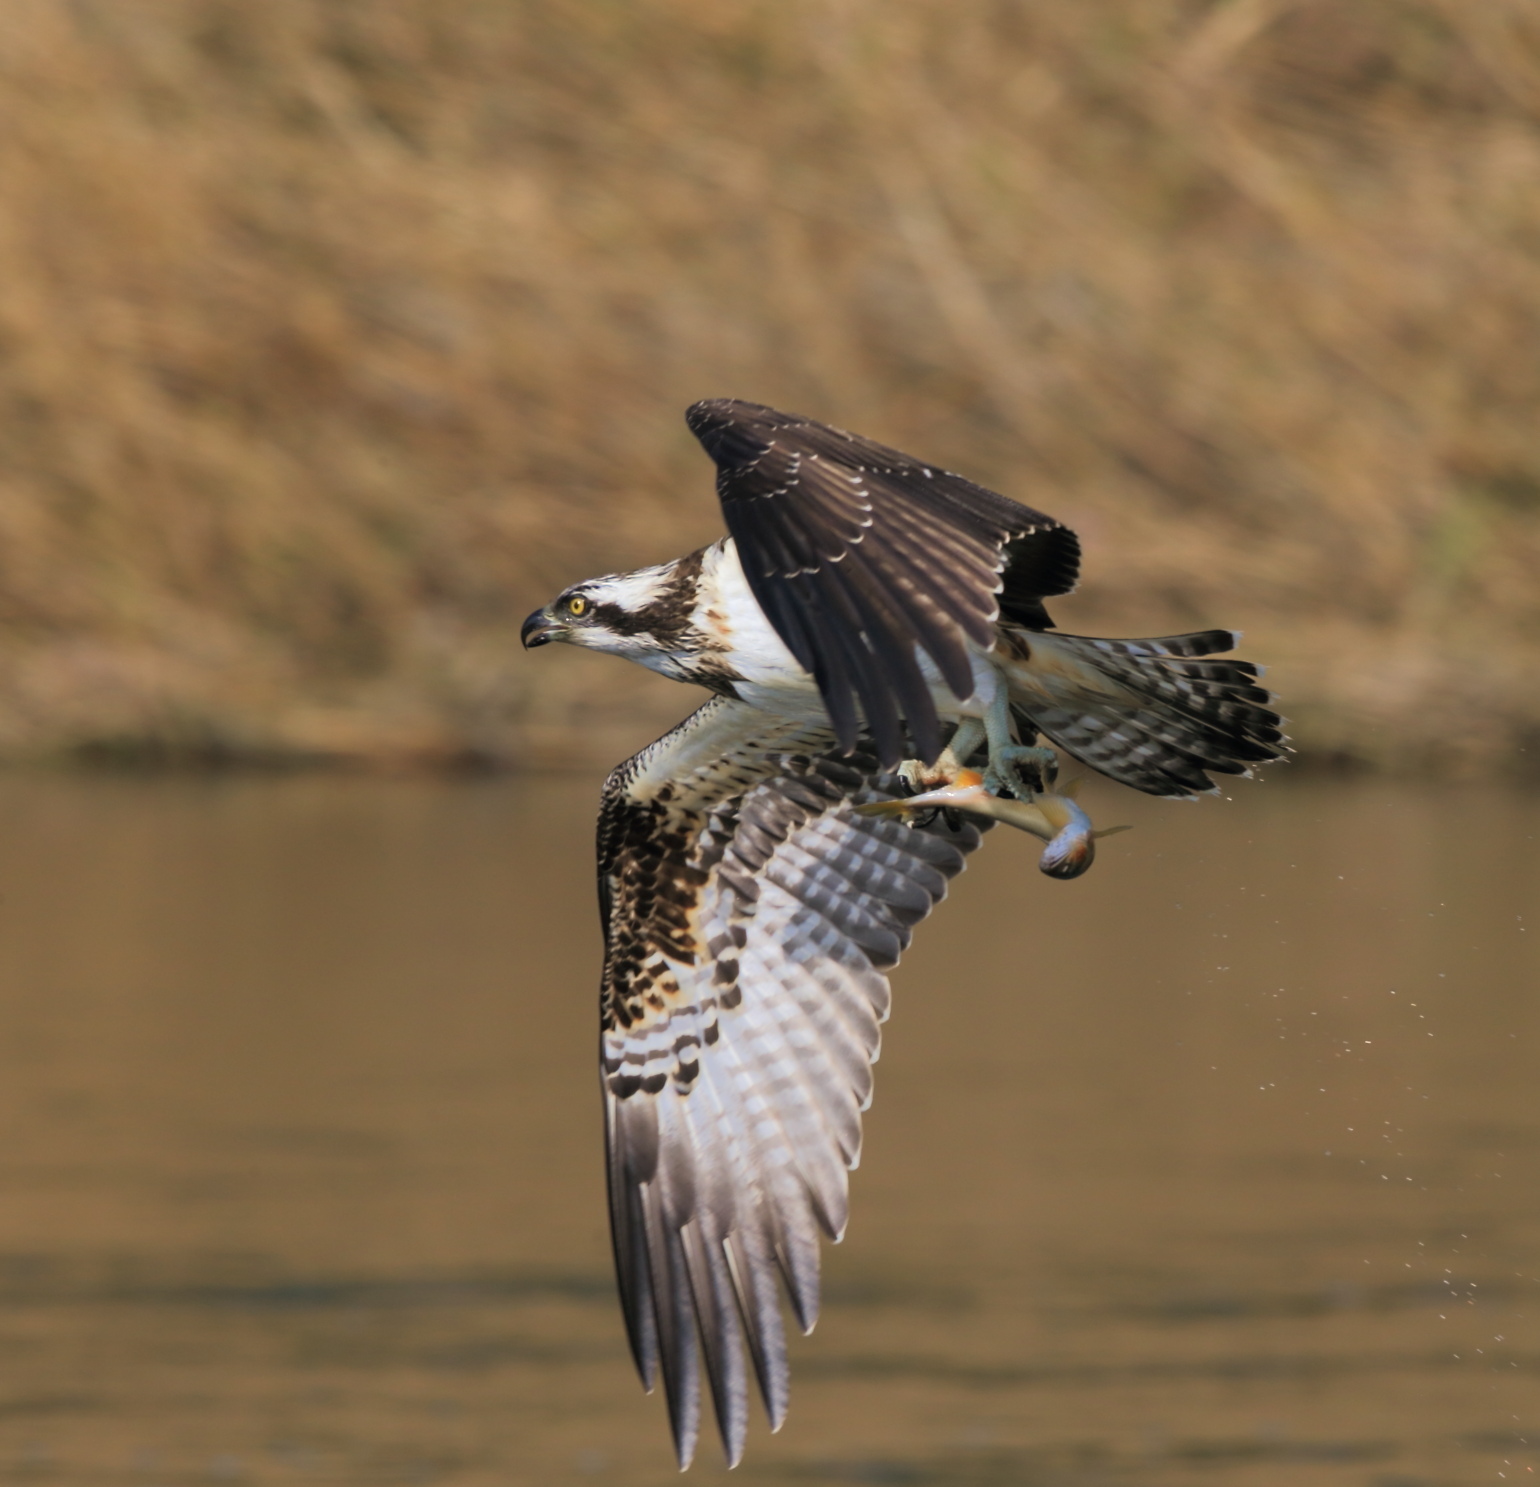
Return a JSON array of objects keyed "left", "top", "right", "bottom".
[{"left": 2, "top": 0, "right": 1538, "bottom": 771}]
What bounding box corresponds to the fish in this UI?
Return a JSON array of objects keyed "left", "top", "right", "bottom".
[{"left": 854, "top": 770, "right": 1129, "bottom": 880}]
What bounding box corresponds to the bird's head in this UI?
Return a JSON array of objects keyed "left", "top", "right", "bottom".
[{"left": 521, "top": 559, "right": 702, "bottom": 666}]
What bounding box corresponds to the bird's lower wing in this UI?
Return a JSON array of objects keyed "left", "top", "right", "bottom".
[{"left": 597, "top": 698, "right": 988, "bottom": 1467}]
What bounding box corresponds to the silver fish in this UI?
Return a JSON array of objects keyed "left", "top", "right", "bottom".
[{"left": 855, "top": 769, "right": 1129, "bottom": 879}]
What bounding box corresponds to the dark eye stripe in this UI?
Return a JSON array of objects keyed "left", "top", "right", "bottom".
[{"left": 588, "top": 601, "right": 653, "bottom": 636}]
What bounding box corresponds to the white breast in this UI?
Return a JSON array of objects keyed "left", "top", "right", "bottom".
[{"left": 692, "top": 541, "right": 822, "bottom": 716}]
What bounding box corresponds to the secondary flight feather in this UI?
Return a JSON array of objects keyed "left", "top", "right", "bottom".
[{"left": 521, "top": 400, "right": 1284, "bottom": 1467}]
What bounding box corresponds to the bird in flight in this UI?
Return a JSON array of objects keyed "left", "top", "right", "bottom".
[{"left": 521, "top": 400, "right": 1283, "bottom": 1467}]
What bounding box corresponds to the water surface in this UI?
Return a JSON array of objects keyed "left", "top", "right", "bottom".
[{"left": 0, "top": 770, "right": 1534, "bottom": 1485}]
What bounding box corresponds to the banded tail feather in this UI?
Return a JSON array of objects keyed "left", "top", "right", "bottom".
[{"left": 1002, "top": 628, "right": 1286, "bottom": 797}]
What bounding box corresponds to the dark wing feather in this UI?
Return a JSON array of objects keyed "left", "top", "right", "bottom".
[
  {"left": 687, "top": 399, "right": 1079, "bottom": 767},
  {"left": 598, "top": 698, "right": 988, "bottom": 1467},
  {"left": 999, "top": 526, "right": 1083, "bottom": 628}
]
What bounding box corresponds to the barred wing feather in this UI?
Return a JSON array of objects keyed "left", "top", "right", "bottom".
[
  {"left": 686, "top": 398, "right": 1080, "bottom": 767},
  {"left": 598, "top": 698, "right": 987, "bottom": 1467}
]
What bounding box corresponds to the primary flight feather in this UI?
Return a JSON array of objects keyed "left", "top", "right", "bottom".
[{"left": 520, "top": 400, "right": 1284, "bottom": 1467}]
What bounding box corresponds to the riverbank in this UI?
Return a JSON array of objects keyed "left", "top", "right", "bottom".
[{"left": 2, "top": 2, "right": 1537, "bottom": 773}]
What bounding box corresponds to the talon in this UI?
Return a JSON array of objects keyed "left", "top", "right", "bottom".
[
  {"left": 979, "top": 686, "right": 1058, "bottom": 800},
  {"left": 985, "top": 743, "right": 1059, "bottom": 800},
  {"left": 896, "top": 746, "right": 964, "bottom": 794}
]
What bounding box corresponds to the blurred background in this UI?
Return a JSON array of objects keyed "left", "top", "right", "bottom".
[
  {"left": 1, "top": 0, "right": 1538, "bottom": 771},
  {"left": 1, "top": 3, "right": 1539, "bottom": 1485}
]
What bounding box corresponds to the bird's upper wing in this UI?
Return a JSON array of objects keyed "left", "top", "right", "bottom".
[
  {"left": 686, "top": 399, "right": 1080, "bottom": 767},
  {"left": 598, "top": 696, "right": 989, "bottom": 1468}
]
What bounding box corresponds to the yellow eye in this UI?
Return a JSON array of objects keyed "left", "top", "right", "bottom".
[{"left": 566, "top": 595, "right": 588, "bottom": 617}]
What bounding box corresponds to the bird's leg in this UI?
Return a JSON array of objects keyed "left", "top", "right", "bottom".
[
  {"left": 928, "top": 719, "right": 986, "bottom": 832},
  {"left": 983, "top": 687, "right": 1058, "bottom": 801},
  {"left": 945, "top": 718, "right": 987, "bottom": 770}
]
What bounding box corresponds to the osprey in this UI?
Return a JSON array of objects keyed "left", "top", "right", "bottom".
[{"left": 521, "top": 400, "right": 1283, "bottom": 1467}]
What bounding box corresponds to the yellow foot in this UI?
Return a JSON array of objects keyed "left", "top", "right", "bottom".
[{"left": 895, "top": 747, "right": 964, "bottom": 794}]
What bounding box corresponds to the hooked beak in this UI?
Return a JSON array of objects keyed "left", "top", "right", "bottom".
[{"left": 521, "top": 608, "right": 561, "bottom": 649}]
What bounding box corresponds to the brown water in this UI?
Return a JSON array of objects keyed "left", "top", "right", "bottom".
[{"left": 0, "top": 770, "right": 1535, "bottom": 1487}]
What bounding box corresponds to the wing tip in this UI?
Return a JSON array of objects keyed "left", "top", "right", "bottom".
[{"left": 686, "top": 398, "right": 787, "bottom": 464}]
